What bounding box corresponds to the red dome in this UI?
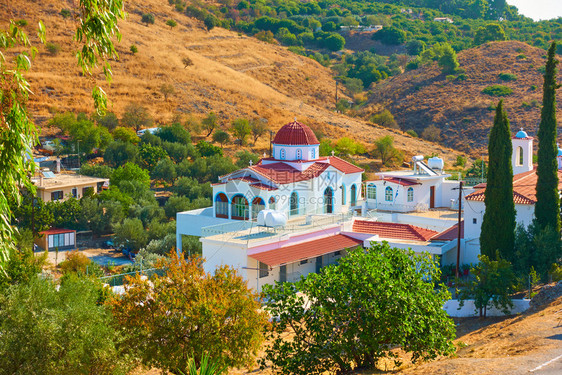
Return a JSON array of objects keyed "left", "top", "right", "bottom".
[{"left": 272, "top": 121, "right": 320, "bottom": 145}]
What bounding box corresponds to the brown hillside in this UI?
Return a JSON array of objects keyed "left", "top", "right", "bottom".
[
  {"left": 2, "top": 0, "right": 463, "bottom": 166},
  {"left": 369, "top": 41, "right": 562, "bottom": 154}
]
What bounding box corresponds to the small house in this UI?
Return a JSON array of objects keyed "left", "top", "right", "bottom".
[{"left": 35, "top": 228, "right": 77, "bottom": 251}]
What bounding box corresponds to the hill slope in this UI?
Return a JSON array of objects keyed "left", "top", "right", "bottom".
[
  {"left": 2, "top": 0, "right": 462, "bottom": 165},
  {"left": 369, "top": 41, "right": 562, "bottom": 153}
]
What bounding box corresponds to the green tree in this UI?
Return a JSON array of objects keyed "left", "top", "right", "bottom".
[
  {"left": 480, "top": 101, "right": 515, "bottom": 260},
  {"left": 110, "top": 252, "right": 268, "bottom": 372},
  {"left": 535, "top": 42, "right": 561, "bottom": 233},
  {"left": 370, "top": 109, "right": 398, "bottom": 129},
  {"left": 110, "top": 162, "right": 150, "bottom": 189},
  {"left": 104, "top": 140, "right": 139, "bottom": 167},
  {"left": 172, "top": 177, "right": 212, "bottom": 200},
  {"left": 230, "top": 118, "right": 251, "bottom": 145},
  {"left": 141, "top": 13, "right": 155, "bottom": 26},
  {"left": 151, "top": 158, "right": 177, "bottom": 185},
  {"left": 121, "top": 103, "right": 153, "bottom": 132},
  {"left": 250, "top": 118, "right": 268, "bottom": 144},
  {"left": 212, "top": 129, "right": 230, "bottom": 148},
  {"left": 155, "top": 122, "right": 191, "bottom": 144},
  {"left": 458, "top": 254, "right": 516, "bottom": 317},
  {"left": 372, "top": 26, "right": 406, "bottom": 45},
  {"left": 406, "top": 39, "right": 426, "bottom": 55},
  {"left": 261, "top": 243, "right": 455, "bottom": 374},
  {"left": 159, "top": 83, "right": 175, "bottom": 101},
  {"left": 0, "top": 277, "right": 134, "bottom": 374},
  {"left": 474, "top": 23, "right": 506, "bottom": 45},
  {"left": 422, "top": 124, "right": 441, "bottom": 141},
  {"left": 335, "top": 137, "right": 365, "bottom": 156},
  {"left": 138, "top": 143, "right": 168, "bottom": 170},
  {"left": 235, "top": 150, "right": 260, "bottom": 168},
  {"left": 438, "top": 43, "right": 459, "bottom": 74},
  {"left": 94, "top": 111, "right": 119, "bottom": 131},
  {"left": 202, "top": 112, "right": 218, "bottom": 137},
  {"left": 324, "top": 33, "right": 345, "bottom": 51},
  {"left": 196, "top": 141, "right": 223, "bottom": 157},
  {"left": 164, "top": 195, "right": 192, "bottom": 219},
  {"left": 373, "top": 135, "right": 403, "bottom": 166},
  {"left": 204, "top": 14, "right": 219, "bottom": 31},
  {"left": 112, "top": 126, "right": 140, "bottom": 144},
  {"left": 113, "top": 218, "right": 148, "bottom": 251}
]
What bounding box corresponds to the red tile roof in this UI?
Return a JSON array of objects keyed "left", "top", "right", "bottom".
[
  {"left": 326, "top": 156, "right": 364, "bottom": 174},
  {"left": 250, "top": 182, "right": 278, "bottom": 191},
  {"left": 230, "top": 176, "right": 261, "bottom": 183},
  {"left": 432, "top": 221, "right": 464, "bottom": 241},
  {"left": 40, "top": 228, "right": 76, "bottom": 235},
  {"left": 250, "top": 234, "right": 363, "bottom": 267},
  {"left": 383, "top": 177, "right": 420, "bottom": 186},
  {"left": 465, "top": 169, "right": 562, "bottom": 205},
  {"left": 352, "top": 220, "right": 438, "bottom": 242},
  {"left": 272, "top": 121, "right": 320, "bottom": 145}
]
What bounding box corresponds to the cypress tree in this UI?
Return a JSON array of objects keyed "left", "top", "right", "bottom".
[
  {"left": 535, "top": 42, "right": 560, "bottom": 233},
  {"left": 480, "top": 100, "right": 516, "bottom": 260}
]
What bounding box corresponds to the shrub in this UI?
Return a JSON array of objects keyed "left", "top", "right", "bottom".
[
  {"left": 59, "top": 250, "right": 93, "bottom": 275},
  {"left": 60, "top": 8, "right": 71, "bottom": 18},
  {"left": 45, "top": 42, "right": 61, "bottom": 56},
  {"left": 530, "top": 84, "right": 537, "bottom": 91},
  {"left": 406, "top": 129, "right": 418, "bottom": 137},
  {"left": 454, "top": 155, "right": 466, "bottom": 167},
  {"left": 212, "top": 129, "right": 230, "bottom": 147},
  {"left": 446, "top": 75, "right": 456, "bottom": 81},
  {"left": 422, "top": 124, "right": 441, "bottom": 142},
  {"left": 255, "top": 30, "right": 275, "bottom": 44},
  {"left": 456, "top": 73, "right": 467, "bottom": 81},
  {"left": 196, "top": 140, "right": 222, "bottom": 157},
  {"left": 15, "top": 19, "right": 28, "bottom": 27},
  {"left": 370, "top": 109, "right": 398, "bottom": 129},
  {"left": 141, "top": 13, "right": 155, "bottom": 25},
  {"left": 166, "top": 19, "right": 177, "bottom": 29},
  {"left": 482, "top": 85, "right": 513, "bottom": 97},
  {"left": 130, "top": 44, "right": 138, "bottom": 55},
  {"left": 516, "top": 54, "right": 527, "bottom": 60},
  {"left": 498, "top": 72, "right": 517, "bottom": 81}
]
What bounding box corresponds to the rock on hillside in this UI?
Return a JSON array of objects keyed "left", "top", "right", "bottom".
[{"left": 369, "top": 41, "right": 562, "bottom": 153}]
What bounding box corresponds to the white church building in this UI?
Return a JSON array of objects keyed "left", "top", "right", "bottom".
[
  {"left": 464, "top": 129, "right": 562, "bottom": 258},
  {"left": 176, "top": 120, "right": 470, "bottom": 291}
]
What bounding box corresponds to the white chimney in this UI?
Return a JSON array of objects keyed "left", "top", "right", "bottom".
[{"left": 56, "top": 157, "right": 61, "bottom": 173}]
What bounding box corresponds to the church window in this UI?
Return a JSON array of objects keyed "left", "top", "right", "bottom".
[
  {"left": 296, "top": 149, "right": 302, "bottom": 160},
  {"left": 407, "top": 187, "right": 414, "bottom": 202},
  {"left": 311, "top": 148, "right": 316, "bottom": 159},
  {"left": 367, "top": 183, "right": 376, "bottom": 200},
  {"left": 280, "top": 148, "right": 286, "bottom": 160},
  {"left": 473, "top": 218, "right": 477, "bottom": 224},
  {"left": 517, "top": 146, "right": 523, "bottom": 166},
  {"left": 385, "top": 186, "right": 393, "bottom": 202}
]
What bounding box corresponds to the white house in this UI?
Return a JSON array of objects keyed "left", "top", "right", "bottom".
[
  {"left": 463, "top": 129, "right": 562, "bottom": 264},
  {"left": 363, "top": 156, "right": 461, "bottom": 213}
]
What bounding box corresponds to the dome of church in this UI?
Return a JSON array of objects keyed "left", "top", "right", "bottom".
[
  {"left": 273, "top": 121, "right": 320, "bottom": 145},
  {"left": 515, "top": 129, "right": 529, "bottom": 139}
]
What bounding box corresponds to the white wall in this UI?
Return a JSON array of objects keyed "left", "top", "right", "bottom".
[
  {"left": 512, "top": 137, "right": 533, "bottom": 175},
  {"left": 272, "top": 144, "right": 319, "bottom": 161}
]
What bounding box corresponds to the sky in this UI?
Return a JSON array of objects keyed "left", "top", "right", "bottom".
[{"left": 506, "top": 0, "right": 562, "bottom": 21}]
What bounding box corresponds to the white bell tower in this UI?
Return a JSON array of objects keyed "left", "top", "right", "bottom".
[{"left": 512, "top": 129, "right": 533, "bottom": 175}]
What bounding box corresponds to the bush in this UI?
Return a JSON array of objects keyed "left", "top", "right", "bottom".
[
  {"left": 141, "top": 13, "right": 155, "bottom": 25},
  {"left": 196, "top": 140, "right": 223, "bottom": 157},
  {"left": 370, "top": 109, "right": 398, "bottom": 129},
  {"left": 335, "top": 137, "right": 365, "bottom": 156},
  {"left": 80, "top": 163, "right": 113, "bottom": 178},
  {"left": 446, "top": 75, "right": 456, "bottom": 81},
  {"left": 498, "top": 72, "right": 517, "bottom": 81},
  {"left": 454, "top": 155, "right": 466, "bottom": 167},
  {"left": 166, "top": 19, "right": 177, "bottom": 29},
  {"left": 422, "top": 124, "right": 441, "bottom": 142},
  {"left": 155, "top": 123, "right": 191, "bottom": 144},
  {"left": 482, "top": 85, "right": 513, "bottom": 97},
  {"left": 45, "top": 42, "right": 61, "bottom": 56},
  {"left": 235, "top": 150, "right": 260, "bottom": 168},
  {"left": 530, "top": 85, "right": 537, "bottom": 91},
  {"left": 130, "top": 44, "right": 138, "bottom": 55},
  {"left": 113, "top": 126, "right": 140, "bottom": 144},
  {"left": 516, "top": 54, "right": 527, "bottom": 60},
  {"left": 59, "top": 9, "right": 71, "bottom": 18},
  {"left": 406, "top": 129, "right": 418, "bottom": 137}
]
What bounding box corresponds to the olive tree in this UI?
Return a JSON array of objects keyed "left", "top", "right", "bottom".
[{"left": 261, "top": 243, "right": 456, "bottom": 374}]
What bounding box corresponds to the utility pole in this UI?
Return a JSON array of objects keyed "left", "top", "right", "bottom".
[
  {"left": 269, "top": 130, "right": 274, "bottom": 157},
  {"left": 456, "top": 180, "right": 463, "bottom": 278}
]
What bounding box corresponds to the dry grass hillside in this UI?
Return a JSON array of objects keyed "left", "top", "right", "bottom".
[
  {"left": 2, "top": 0, "right": 462, "bottom": 165},
  {"left": 369, "top": 41, "right": 562, "bottom": 154}
]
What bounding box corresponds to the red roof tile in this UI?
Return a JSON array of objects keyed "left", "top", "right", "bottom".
[
  {"left": 465, "top": 169, "right": 562, "bottom": 205},
  {"left": 230, "top": 176, "right": 261, "bottom": 183},
  {"left": 273, "top": 121, "right": 320, "bottom": 145},
  {"left": 327, "top": 156, "right": 364, "bottom": 174},
  {"left": 383, "top": 177, "right": 419, "bottom": 186},
  {"left": 250, "top": 182, "right": 278, "bottom": 191},
  {"left": 352, "top": 220, "right": 438, "bottom": 242},
  {"left": 40, "top": 228, "right": 76, "bottom": 235},
  {"left": 432, "top": 221, "right": 464, "bottom": 241},
  {"left": 250, "top": 234, "right": 363, "bottom": 267}
]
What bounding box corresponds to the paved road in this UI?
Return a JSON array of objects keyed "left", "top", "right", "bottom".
[{"left": 529, "top": 352, "right": 562, "bottom": 374}]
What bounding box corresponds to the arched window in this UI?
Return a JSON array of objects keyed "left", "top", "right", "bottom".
[
  {"left": 215, "top": 193, "right": 228, "bottom": 218},
  {"left": 385, "top": 186, "right": 393, "bottom": 202},
  {"left": 268, "top": 196, "right": 276, "bottom": 210},
  {"left": 407, "top": 187, "right": 414, "bottom": 202},
  {"left": 350, "top": 184, "right": 357, "bottom": 206},
  {"left": 251, "top": 197, "right": 266, "bottom": 219},
  {"left": 323, "top": 187, "right": 333, "bottom": 214},
  {"left": 231, "top": 195, "right": 249, "bottom": 220},
  {"left": 311, "top": 148, "right": 316, "bottom": 159},
  {"left": 280, "top": 148, "right": 286, "bottom": 160},
  {"left": 289, "top": 192, "right": 299, "bottom": 216},
  {"left": 517, "top": 146, "right": 524, "bottom": 166},
  {"left": 341, "top": 184, "right": 346, "bottom": 205},
  {"left": 296, "top": 149, "right": 302, "bottom": 160},
  {"left": 367, "top": 183, "right": 376, "bottom": 200}
]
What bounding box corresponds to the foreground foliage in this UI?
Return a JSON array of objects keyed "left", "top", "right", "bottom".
[
  {"left": 110, "top": 252, "right": 268, "bottom": 374},
  {"left": 0, "top": 276, "right": 133, "bottom": 375},
  {"left": 261, "top": 243, "right": 455, "bottom": 374}
]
